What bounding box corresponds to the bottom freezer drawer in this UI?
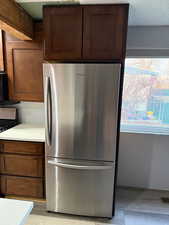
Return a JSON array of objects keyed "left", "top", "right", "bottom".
[{"left": 46, "top": 158, "right": 115, "bottom": 218}]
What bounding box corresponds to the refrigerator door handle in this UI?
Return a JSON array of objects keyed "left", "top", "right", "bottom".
[
  {"left": 45, "top": 76, "right": 52, "bottom": 146},
  {"left": 48, "top": 160, "right": 113, "bottom": 170}
]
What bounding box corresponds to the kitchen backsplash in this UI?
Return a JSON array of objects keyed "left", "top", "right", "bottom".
[{"left": 15, "top": 102, "right": 45, "bottom": 125}]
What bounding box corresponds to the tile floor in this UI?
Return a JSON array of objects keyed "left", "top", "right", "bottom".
[{"left": 25, "top": 187, "right": 169, "bottom": 225}]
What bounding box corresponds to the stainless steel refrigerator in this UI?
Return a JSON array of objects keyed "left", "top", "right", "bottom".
[{"left": 43, "top": 63, "right": 121, "bottom": 218}]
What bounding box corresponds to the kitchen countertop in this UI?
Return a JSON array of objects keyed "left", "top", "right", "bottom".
[
  {"left": 0, "top": 124, "right": 45, "bottom": 142},
  {"left": 0, "top": 198, "right": 33, "bottom": 225}
]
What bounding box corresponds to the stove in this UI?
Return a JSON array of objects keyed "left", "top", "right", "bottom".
[
  {"left": 0, "top": 119, "right": 18, "bottom": 132},
  {"left": 0, "top": 107, "right": 18, "bottom": 132}
]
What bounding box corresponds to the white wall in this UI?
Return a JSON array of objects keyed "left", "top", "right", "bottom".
[
  {"left": 117, "top": 26, "right": 169, "bottom": 190},
  {"left": 117, "top": 133, "right": 169, "bottom": 190},
  {"left": 127, "top": 26, "right": 169, "bottom": 50},
  {"left": 15, "top": 101, "right": 45, "bottom": 125},
  {"left": 126, "top": 26, "right": 169, "bottom": 57}
]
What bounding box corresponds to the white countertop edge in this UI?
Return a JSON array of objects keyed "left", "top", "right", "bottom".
[
  {"left": 0, "top": 136, "right": 45, "bottom": 142},
  {"left": 0, "top": 198, "right": 33, "bottom": 225},
  {"left": 19, "top": 202, "right": 33, "bottom": 225},
  {"left": 0, "top": 123, "right": 45, "bottom": 143}
]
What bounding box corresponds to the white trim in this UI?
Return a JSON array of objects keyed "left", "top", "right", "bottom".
[
  {"left": 126, "top": 49, "right": 169, "bottom": 57},
  {"left": 15, "top": 0, "right": 128, "bottom": 3},
  {"left": 121, "top": 124, "right": 169, "bottom": 136},
  {"left": 16, "top": 0, "right": 79, "bottom": 2}
]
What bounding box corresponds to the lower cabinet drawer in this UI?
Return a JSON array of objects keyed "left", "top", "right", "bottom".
[
  {"left": 0, "top": 141, "right": 44, "bottom": 155},
  {"left": 0, "top": 175, "right": 44, "bottom": 198},
  {"left": 0, "top": 154, "right": 44, "bottom": 177}
]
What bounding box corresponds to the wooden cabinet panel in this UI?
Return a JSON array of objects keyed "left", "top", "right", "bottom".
[
  {"left": 1, "top": 175, "right": 44, "bottom": 198},
  {"left": 0, "top": 30, "right": 4, "bottom": 71},
  {"left": 12, "top": 49, "right": 43, "bottom": 101},
  {"left": 0, "top": 141, "right": 44, "bottom": 155},
  {"left": 43, "top": 5, "right": 129, "bottom": 61},
  {"left": 0, "top": 140, "right": 45, "bottom": 199},
  {"left": 43, "top": 6, "right": 83, "bottom": 60},
  {"left": 0, "top": 154, "right": 44, "bottom": 177},
  {"left": 83, "top": 5, "right": 129, "bottom": 60},
  {"left": 5, "top": 23, "right": 44, "bottom": 102}
]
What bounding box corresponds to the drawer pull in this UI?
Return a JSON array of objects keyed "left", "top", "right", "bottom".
[{"left": 48, "top": 160, "right": 113, "bottom": 170}]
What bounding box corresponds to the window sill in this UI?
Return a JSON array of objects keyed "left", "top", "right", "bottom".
[{"left": 120, "top": 124, "right": 169, "bottom": 136}]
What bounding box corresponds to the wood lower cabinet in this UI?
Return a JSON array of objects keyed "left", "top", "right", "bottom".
[
  {"left": 0, "top": 141, "right": 44, "bottom": 155},
  {"left": 0, "top": 176, "right": 44, "bottom": 198},
  {"left": 4, "top": 23, "right": 44, "bottom": 102},
  {"left": 0, "top": 140, "right": 45, "bottom": 199},
  {"left": 0, "top": 154, "right": 44, "bottom": 177}
]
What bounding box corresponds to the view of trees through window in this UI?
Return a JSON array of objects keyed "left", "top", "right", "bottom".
[{"left": 121, "top": 58, "right": 169, "bottom": 133}]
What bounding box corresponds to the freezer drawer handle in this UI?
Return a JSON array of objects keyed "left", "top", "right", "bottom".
[{"left": 48, "top": 160, "right": 113, "bottom": 170}]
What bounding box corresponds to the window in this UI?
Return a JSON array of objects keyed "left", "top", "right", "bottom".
[{"left": 121, "top": 58, "right": 169, "bottom": 135}]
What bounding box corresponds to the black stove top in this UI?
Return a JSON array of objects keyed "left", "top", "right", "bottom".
[{"left": 0, "top": 119, "right": 18, "bottom": 132}]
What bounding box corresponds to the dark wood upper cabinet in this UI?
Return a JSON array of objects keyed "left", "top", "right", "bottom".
[
  {"left": 5, "top": 23, "right": 44, "bottom": 102},
  {"left": 44, "top": 6, "right": 83, "bottom": 60},
  {"left": 83, "top": 5, "right": 129, "bottom": 60},
  {"left": 43, "top": 4, "right": 129, "bottom": 61}
]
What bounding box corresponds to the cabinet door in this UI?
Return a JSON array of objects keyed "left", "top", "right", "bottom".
[
  {"left": 0, "top": 141, "right": 44, "bottom": 155},
  {"left": 5, "top": 23, "right": 44, "bottom": 102},
  {"left": 44, "top": 6, "right": 83, "bottom": 60},
  {"left": 83, "top": 5, "right": 129, "bottom": 60},
  {"left": 0, "top": 175, "right": 44, "bottom": 198},
  {"left": 0, "top": 154, "right": 44, "bottom": 177},
  {"left": 0, "top": 30, "right": 4, "bottom": 71}
]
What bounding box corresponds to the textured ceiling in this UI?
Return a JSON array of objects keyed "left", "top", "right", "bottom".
[{"left": 16, "top": 0, "right": 169, "bottom": 26}]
